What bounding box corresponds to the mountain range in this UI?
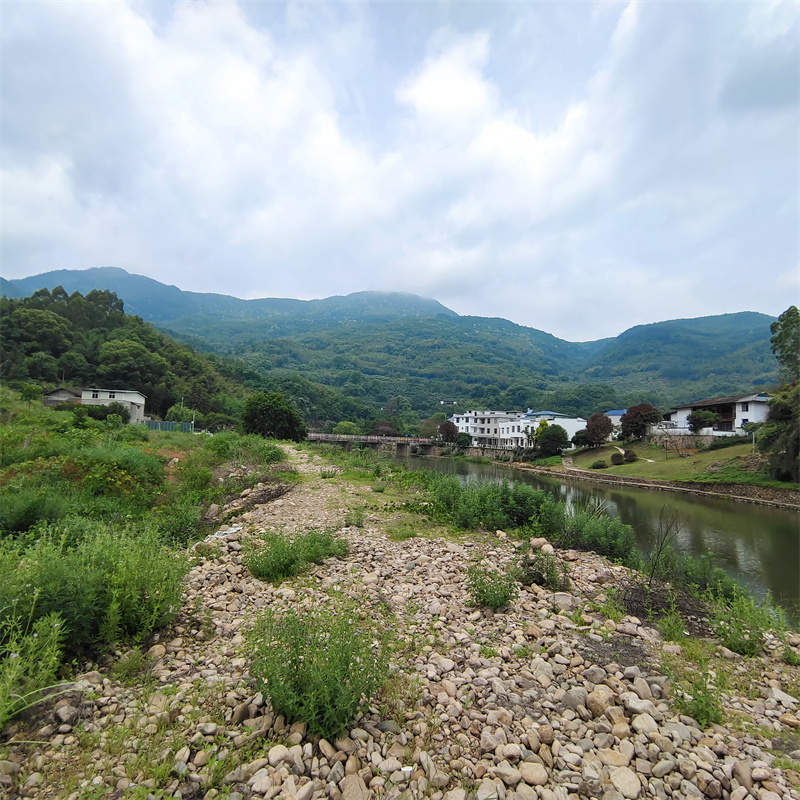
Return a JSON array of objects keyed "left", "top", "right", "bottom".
[{"left": 1, "top": 267, "right": 778, "bottom": 416}]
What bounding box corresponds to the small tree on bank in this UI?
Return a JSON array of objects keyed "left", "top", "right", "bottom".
[
  {"left": 242, "top": 392, "right": 307, "bottom": 442},
  {"left": 620, "top": 403, "right": 662, "bottom": 441},
  {"left": 585, "top": 413, "right": 613, "bottom": 447},
  {"left": 537, "top": 424, "right": 570, "bottom": 456},
  {"left": 687, "top": 409, "right": 719, "bottom": 434},
  {"left": 438, "top": 420, "right": 458, "bottom": 442}
]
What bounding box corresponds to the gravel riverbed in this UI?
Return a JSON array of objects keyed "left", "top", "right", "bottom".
[{"left": 2, "top": 446, "right": 799, "bottom": 800}]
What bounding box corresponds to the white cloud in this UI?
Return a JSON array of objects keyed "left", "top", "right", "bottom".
[{"left": 1, "top": 0, "right": 797, "bottom": 340}]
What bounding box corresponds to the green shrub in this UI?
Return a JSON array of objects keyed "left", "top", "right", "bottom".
[
  {"left": 466, "top": 563, "right": 518, "bottom": 610},
  {"left": 550, "top": 507, "right": 638, "bottom": 567},
  {"left": 0, "top": 612, "right": 65, "bottom": 729},
  {"left": 425, "top": 475, "right": 548, "bottom": 531},
  {"left": 0, "top": 520, "right": 188, "bottom": 660},
  {"left": 154, "top": 496, "right": 203, "bottom": 545},
  {"left": 297, "top": 530, "right": 348, "bottom": 564},
  {"left": 243, "top": 530, "right": 347, "bottom": 584},
  {"left": 610, "top": 452, "right": 624, "bottom": 466},
  {"left": 710, "top": 590, "right": 782, "bottom": 657},
  {"left": 656, "top": 601, "right": 685, "bottom": 642},
  {"left": 704, "top": 435, "right": 751, "bottom": 451},
  {"left": 681, "top": 553, "right": 738, "bottom": 600},
  {"left": 624, "top": 450, "right": 637, "bottom": 463},
  {"left": 0, "top": 486, "right": 68, "bottom": 534},
  {"left": 247, "top": 598, "right": 386, "bottom": 738},
  {"left": 519, "top": 550, "right": 570, "bottom": 591},
  {"left": 344, "top": 508, "right": 365, "bottom": 528},
  {"left": 590, "top": 460, "right": 608, "bottom": 469},
  {"left": 673, "top": 658, "right": 724, "bottom": 729}
]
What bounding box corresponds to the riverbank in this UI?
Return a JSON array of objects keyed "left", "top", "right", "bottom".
[
  {"left": 2, "top": 444, "right": 800, "bottom": 800},
  {"left": 507, "top": 463, "right": 800, "bottom": 511}
]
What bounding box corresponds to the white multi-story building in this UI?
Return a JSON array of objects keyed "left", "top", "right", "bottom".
[
  {"left": 450, "top": 409, "right": 587, "bottom": 448},
  {"left": 450, "top": 410, "right": 520, "bottom": 447},
  {"left": 660, "top": 392, "right": 770, "bottom": 436}
]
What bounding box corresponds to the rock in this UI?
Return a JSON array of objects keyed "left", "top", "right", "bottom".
[
  {"left": 55, "top": 705, "right": 80, "bottom": 726},
  {"left": 538, "top": 724, "right": 554, "bottom": 745},
  {"left": 767, "top": 687, "right": 797, "bottom": 707},
  {"left": 147, "top": 643, "right": 167, "bottom": 659},
  {"left": 341, "top": 773, "right": 371, "bottom": 800},
  {"left": 481, "top": 729, "right": 504, "bottom": 753},
  {"left": 599, "top": 749, "right": 631, "bottom": 768},
  {"left": 268, "top": 744, "right": 291, "bottom": 767},
  {"left": 587, "top": 688, "right": 614, "bottom": 718},
  {"left": 519, "top": 762, "right": 549, "bottom": 786},
  {"left": 610, "top": 767, "right": 641, "bottom": 799},
  {"left": 732, "top": 761, "right": 753, "bottom": 790},
  {"left": 487, "top": 708, "right": 513, "bottom": 727},
  {"left": 631, "top": 713, "right": 659, "bottom": 734},
  {"left": 492, "top": 760, "right": 522, "bottom": 786},
  {"left": 476, "top": 778, "right": 500, "bottom": 800}
]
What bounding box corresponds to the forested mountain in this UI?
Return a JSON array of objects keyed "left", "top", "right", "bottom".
[{"left": 2, "top": 268, "right": 779, "bottom": 418}]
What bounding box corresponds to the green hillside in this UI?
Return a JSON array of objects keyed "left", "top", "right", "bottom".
[{"left": 2, "top": 268, "right": 779, "bottom": 417}]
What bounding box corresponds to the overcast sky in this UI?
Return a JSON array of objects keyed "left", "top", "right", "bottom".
[{"left": 2, "top": 0, "right": 797, "bottom": 341}]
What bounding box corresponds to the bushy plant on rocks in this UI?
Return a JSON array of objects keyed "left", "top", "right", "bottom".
[
  {"left": 466, "top": 562, "right": 518, "bottom": 610},
  {"left": 247, "top": 597, "right": 386, "bottom": 739},
  {"left": 243, "top": 530, "right": 347, "bottom": 584}
]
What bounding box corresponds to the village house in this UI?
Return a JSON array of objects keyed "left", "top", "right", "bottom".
[
  {"left": 659, "top": 392, "right": 770, "bottom": 435},
  {"left": 42, "top": 387, "right": 82, "bottom": 406},
  {"left": 81, "top": 388, "right": 147, "bottom": 424}
]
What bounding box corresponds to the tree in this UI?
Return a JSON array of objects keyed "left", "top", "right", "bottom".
[
  {"left": 687, "top": 409, "right": 719, "bottom": 434},
  {"left": 770, "top": 305, "right": 800, "bottom": 383},
  {"left": 438, "top": 420, "right": 458, "bottom": 442},
  {"left": 418, "top": 417, "right": 440, "bottom": 438},
  {"left": 242, "top": 392, "right": 307, "bottom": 442},
  {"left": 758, "top": 381, "right": 800, "bottom": 482},
  {"left": 537, "top": 424, "right": 570, "bottom": 456},
  {"left": 455, "top": 432, "right": 472, "bottom": 448},
  {"left": 20, "top": 383, "right": 41, "bottom": 409},
  {"left": 333, "top": 421, "right": 361, "bottom": 435},
  {"left": 620, "top": 404, "right": 662, "bottom": 440},
  {"left": 572, "top": 430, "right": 591, "bottom": 449},
  {"left": 585, "top": 413, "right": 613, "bottom": 447}
]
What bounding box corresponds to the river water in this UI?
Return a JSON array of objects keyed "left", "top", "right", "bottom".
[{"left": 399, "top": 456, "right": 800, "bottom": 618}]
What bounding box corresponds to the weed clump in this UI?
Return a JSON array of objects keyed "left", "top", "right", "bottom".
[
  {"left": 243, "top": 530, "right": 347, "bottom": 584},
  {"left": 247, "top": 598, "right": 386, "bottom": 739},
  {"left": 519, "top": 550, "right": 570, "bottom": 591},
  {"left": 466, "top": 562, "right": 518, "bottom": 611}
]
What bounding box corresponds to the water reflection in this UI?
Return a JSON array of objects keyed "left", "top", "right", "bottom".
[{"left": 400, "top": 456, "right": 800, "bottom": 617}]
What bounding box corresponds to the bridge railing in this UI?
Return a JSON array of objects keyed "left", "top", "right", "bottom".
[{"left": 307, "top": 433, "right": 435, "bottom": 445}]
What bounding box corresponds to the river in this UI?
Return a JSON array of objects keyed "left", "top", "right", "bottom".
[{"left": 399, "top": 456, "right": 800, "bottom": 619}]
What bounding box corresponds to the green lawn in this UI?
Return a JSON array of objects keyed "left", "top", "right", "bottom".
[{"left": 569, "top": 442, "right": 773, "bottom": 483}]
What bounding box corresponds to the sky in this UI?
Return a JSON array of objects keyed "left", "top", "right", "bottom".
[{"left": 1, "top": 0, "right": 798, "bottom": 342}]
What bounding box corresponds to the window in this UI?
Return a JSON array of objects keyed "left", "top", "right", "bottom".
[
  {"left": 109, "top": 392, "right": 115, "bottom": 399},
  {"left": 91, "top": 391, "right": 99, "bottom": 399},
  {"left": 742, "top": 418, "right": 748, "bottom": 425},
  {"left": 741, "top": 403, "right": 749, "bottom": 412}
]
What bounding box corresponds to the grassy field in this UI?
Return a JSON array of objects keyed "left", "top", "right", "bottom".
[{"left": 568, "top": 442, "right": 794, "bottom": 487}]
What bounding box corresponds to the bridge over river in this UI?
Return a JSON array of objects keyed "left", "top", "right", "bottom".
[{"left": 307, "top": 432, "right": 436, "bottom": 456}]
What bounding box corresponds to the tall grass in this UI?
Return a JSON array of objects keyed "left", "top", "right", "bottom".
[{"left": 0, "top": 518, "right": 189, "bottom": 660}]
